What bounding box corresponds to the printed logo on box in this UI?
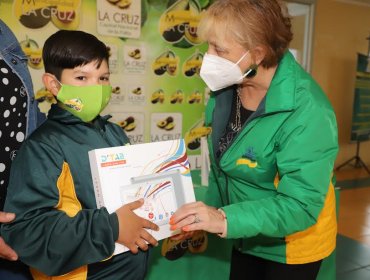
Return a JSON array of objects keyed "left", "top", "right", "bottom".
[{"left": 100, "top": 153, "right": 126, "bottom": 167}]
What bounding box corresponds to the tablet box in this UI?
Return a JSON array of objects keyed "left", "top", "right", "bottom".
[{"left": 88, "top": 139, "right": 196, "bottom": 255}]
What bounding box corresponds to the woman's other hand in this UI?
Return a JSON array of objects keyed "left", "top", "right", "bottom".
[{"left": 169, "top": 201, "right": 227, "bottom": 237}]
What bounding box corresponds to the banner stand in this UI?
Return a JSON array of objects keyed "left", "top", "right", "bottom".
[{"left": 336, "top": 140, "right": 370, "bottom": 174}]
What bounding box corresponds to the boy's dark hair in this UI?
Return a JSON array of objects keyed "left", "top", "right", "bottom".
[{"left": 42, "top": 30, "right": 109, "bottom": 80}]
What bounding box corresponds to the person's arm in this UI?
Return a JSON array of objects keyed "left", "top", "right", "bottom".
[
  {"left": 170, "top": 101, "right": 338, "bottom": 239},
  {"left": 1, "top": 139, "right": 118, "bottom": 276}
]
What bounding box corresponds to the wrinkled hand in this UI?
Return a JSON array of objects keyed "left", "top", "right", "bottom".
[
  {"left": 169, "top": 201, "right": 225, "bottom": 235},
  {"left": 116, "top": 199, "right": 159, "bottom": 254},
  {"left": 0, "top": 211, "right": 18, "bottom": 261}
]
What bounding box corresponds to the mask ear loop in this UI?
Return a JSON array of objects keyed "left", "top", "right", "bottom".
[
  {"left": 236, "top": 51, "right": 258, "bottom": 79},
  {"left": 49, "top": 77, "right": 62, "bottom": 97},
  {"left": 244, "top": 64, "right": 258, "bottom": 78}
]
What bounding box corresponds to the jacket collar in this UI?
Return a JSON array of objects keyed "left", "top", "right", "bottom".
[{"left": 264, "top": 51, "right": 298, "bottom": 113}]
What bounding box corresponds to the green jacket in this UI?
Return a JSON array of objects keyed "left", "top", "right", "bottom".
[
  {"left": 2, "top": 105, "right": 149, "bottom": 280},
  {"left": 205, "top": 51, "right": 338, "bottom": 264}
]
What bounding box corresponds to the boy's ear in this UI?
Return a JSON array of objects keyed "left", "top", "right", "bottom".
[{"left": 42, "top": 73, "right": 60, "bottom": 97}]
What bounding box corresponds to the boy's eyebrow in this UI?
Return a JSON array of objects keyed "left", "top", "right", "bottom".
[{"left": 72, "top": 70, "right": 110, "bottom": 75}]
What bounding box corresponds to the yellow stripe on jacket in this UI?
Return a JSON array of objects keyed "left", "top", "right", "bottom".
[{"left": 285, "top": 181, "right": 337, "bottom": 264}]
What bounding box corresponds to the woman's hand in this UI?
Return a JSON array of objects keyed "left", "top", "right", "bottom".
[
  {"left": 169, "top": 201, "right": 226, "bottom": 236},
  {"left": 170, "top": 230, "right": 194, "bottom": 241},
  {"left": 115, "top": 199, "right": 159, "bottom": 254}
]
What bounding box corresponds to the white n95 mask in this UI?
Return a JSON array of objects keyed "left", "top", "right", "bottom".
[{"left": 200, "top": 52, "right": 255, "bottom": 91}]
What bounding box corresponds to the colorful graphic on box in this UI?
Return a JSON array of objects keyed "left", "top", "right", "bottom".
[
  {"left": 100, "top": 152, "right": 126, "bottom": 167},
  {"left": 121, "top": 178, "right": 177, "bottom": 226},
  {"left": 153, "top": 139, "right": 191, "bottom": 177}
]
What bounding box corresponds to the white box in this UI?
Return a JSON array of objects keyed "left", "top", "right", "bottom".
[{"left": 88, "top": 139, "right": 195, "bottom": 255}]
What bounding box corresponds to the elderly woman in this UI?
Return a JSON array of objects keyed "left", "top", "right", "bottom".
[{"left": 170, "top": 0, "right": 338, "bottom": 279}]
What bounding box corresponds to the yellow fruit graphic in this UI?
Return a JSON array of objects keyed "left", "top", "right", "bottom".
[
  {"left": 159, "top": 0, "right": 203, "bottom": 48},
  {"left": 183, "top": 52, "right": 203, "bottom": 77},
  {"left": 20, "top": 37, "right": 43, "bottom": 70},
  {"left": 119, "top": 116, "right": 136, "bottom": 132},
  {"left": 14, "top": 0, "right": 50, "bottom": 29},
  {"left": 50, "top": 6, "right": 80, "bottom": 30},
  {"left": 188, "top": 90, "right": 202, "bottom": 104},
  {"left": 64, "top": 98, "right": 83, "bottom": 112},
  {"left": 157, "top": 116, "right": 174, "bottom": 130},
  {"left": 164, "top": 122, "right": 175, "bottom": 131},
  {"left": 184, "top": 121, "right": 212, "bottom": 150},
  {"left": 14, "top": 0, "right": 81, "bottom": 30},
  {"left": 161, "top": 238, "right": 188, "bottom": 260},
  {"left": 132, "top": 87, "right": 142, "bottom": 95},
  {"left": 170, "top": 90, "right": 183, "bottom": 104},
  {"left": 184, "top": 0, "right": 203, "bottom": 45},
  {"left": 106, "top": 0, "right": 132, "bottom": 9},
  {"left": 152, "top": 50, "right": 179, "bottom": 76},
  {"left": 129, "top": 49, "right": 141, "bottom": 59},
  {"left": 188, "top": 231, "right": 208, "bottom": 253},
  {"left": 35, "top": 88, "right": 56, "bottom": 104},
  {"left": 112, "top": 86, "right": 121, "bottom": 94},
  {"left": 151, "top": 89, "right": 165, "bottom": 104},
  {"left": 124, "top": 122, "right": 136, "bottom": 132}
]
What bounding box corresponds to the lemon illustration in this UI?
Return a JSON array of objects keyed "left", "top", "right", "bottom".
[
  {"left": 35, "top": 88, "right": 56, "bottom": 104},
  {"left": 152, "top": 50, "right": 179, "bottom": 76},
  {"left": 159, "top": 0, "right": 203, "bottom": 48},
  {"left": 151, "top": 89, "right": 165, "bottom": 104},
  {"left": 14, "top": 0, "right": 51, "bottom": 29},
  {"left": 170, "top": 90, "right": 183, "bottom": 104},
  {"left": 183, "top": 52, "right": 203, "bottom": 77},
  {"left": 188, "top": 90, "right": 202, "bottom": 104},
  {"left": 20, "top": 37, "right": 43, "bottom": 70},
  {"left": 184, "top": 121, "right": 212, "bottom": 150}
]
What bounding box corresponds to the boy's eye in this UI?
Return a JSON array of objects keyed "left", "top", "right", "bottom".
[
  {"left": 100, "top": 76, "right": 110, "bottom": 81},
  {"left": 76, "top": 76, "right": 86, "bottom": 81}
]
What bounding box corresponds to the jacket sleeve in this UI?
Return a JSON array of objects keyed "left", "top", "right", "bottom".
[
  {"left": 223, "top": 102, "right": 339, "bottom": 239},
  {"left": 204, "top": 162, "right": 224, "bottom": 208},
  {"left": 1, "top": 138, "right": 119, "bottom": 276}
]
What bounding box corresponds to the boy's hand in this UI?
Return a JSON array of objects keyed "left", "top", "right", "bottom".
[
  {"left": 0, "top": 211, "right": 18, "bottom": 261},
  {"left": 115, "top": 199, "right": 159, "bottom": 254}
]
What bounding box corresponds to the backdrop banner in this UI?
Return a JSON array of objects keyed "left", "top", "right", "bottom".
[{"left": 350, "top": 53, "right": 370, "bottom": 142}]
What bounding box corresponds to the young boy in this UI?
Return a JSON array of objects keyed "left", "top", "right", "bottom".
[{"left": 1, "top": 30, "right": 159, "bottom": 280}]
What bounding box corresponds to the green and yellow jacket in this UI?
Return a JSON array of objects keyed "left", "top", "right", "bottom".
[
  {"left": 2, "top": 105, "right": 149, "bottom": 280},
  {"left": 205, "top": 51, "right": 339, "bottom": 264}
]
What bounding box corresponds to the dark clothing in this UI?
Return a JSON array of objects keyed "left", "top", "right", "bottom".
[
  {"left": 0, "top": 58, "right": 27, "bottom": 211},
  {"left": 2, "top": 104, "right": 149, "bottom": 279},
  {"left": 230, "top": 248, "right": 322, "bottom": 280},
  {"left": 0, "top": 18, "right": 45, "bottom": 280}
]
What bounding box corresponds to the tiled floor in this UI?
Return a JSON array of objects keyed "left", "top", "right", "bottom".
[{"left": 335, "top": 167, "right": 370, "bottom": 280}]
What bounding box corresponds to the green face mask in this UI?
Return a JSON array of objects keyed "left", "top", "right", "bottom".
[{"left": 56, "top": 84, "right": 112, "bottom": 122}]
